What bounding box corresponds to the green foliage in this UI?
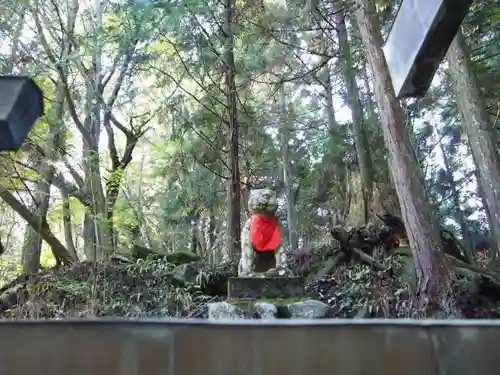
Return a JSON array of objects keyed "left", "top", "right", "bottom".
[
  {"left": 40, "top": 247, "right": 57, "bottom": 268},
  {"left": 0, "top": 258, "right": 19, "bottom": 286},
  {"left": 0, "top": 0, "right": 496, "bottom": 318},
  {"left": 2, "top": 259, "right": 206, "bottom": 319}
]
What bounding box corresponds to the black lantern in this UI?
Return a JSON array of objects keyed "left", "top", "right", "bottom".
[{"left": 0, "top": 76, "right": 44, "bottom": 151}]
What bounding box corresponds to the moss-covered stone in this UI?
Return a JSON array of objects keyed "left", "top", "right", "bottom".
[
  {"left": 229, "top": 297, "right": 306, "bottom": 318},
  {"left": 131, "top": 244, "right": 155, "bottom": 260},
  {"left": 164, "top": 251, "right": 201, "bottom": 265},
  {"left": 226, "top": 297, "right": 331, "bottom": 319}
]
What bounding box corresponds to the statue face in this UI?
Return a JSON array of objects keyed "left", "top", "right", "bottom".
[{"left": 248, "top": 188, "right": 278, "bottom": 215}]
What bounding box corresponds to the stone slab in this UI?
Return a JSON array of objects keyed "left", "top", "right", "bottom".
[{"left": 227, "top": 276, "right": 305, "bottom": 299}]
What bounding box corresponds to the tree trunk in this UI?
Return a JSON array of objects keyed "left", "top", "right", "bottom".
[
  {"left": 279, "top": 85, "right": 298, "bottom": 252},
  {"left": 201, "top": 208, "right": 217, "bottom": 264},
  {"left": 315, "top": 70, "right": 349, "bottom": 210},
  {"left": 324, "top": 68, "right": 338, "bottom": 132},
  {"left": 22, "top": 79, "right": 73, "bottom": 272},
  {"left": 361, "top": 59, "right": 377, "bottom": 124},
  {"left": 105, "top": 168, "right": 124, "bottom": 250},
  {"left": 446, "top": 31, "right": 500, "bottom": 256},
  {"left": 0, "top": 188, "right": 73, "bottom": 264},
  {"left": 83, "top": 210, "right": 97, "bottom": 260},
  {"left": 82, "top": 0, "right": 112, "bottom": 261},
  {"left": 21, "top": 167, "right": 54, "bottom": 273},
  {"left": 354, "top": 0, "right": 461, "bottom": 317},
  {"left": 224, "top": 0, "right": 241, "bottom": 262},
  {"left": 335, "top": 8, "right": 374, "bottom": 224},
  {"left": 189, "top": 213, "right": 200, "bottom": 254},
  {"left": 208, "top": 210, "right": 216, "bottom": 261},
  {"left": 61, "top": 190, "right": 78, "bottom": 260}
]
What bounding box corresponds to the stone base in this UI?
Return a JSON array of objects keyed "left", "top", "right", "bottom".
[{"left": 227, "top": 276, "right": 305, "bottom": 299}]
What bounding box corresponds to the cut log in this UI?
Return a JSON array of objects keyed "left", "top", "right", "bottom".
[{"left": 331, "top": 214, "right": 470, "bottom": 264}]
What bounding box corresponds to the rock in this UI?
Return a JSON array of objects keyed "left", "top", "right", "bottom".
[
  {"left": 265, "top": 266, "right": 293, "bottom": 277},
  {"left": 175, "top": 263, "right": 200, "bottom": 283},
  {"left": 165, "top": 252, "right": 201, "bottom": 265},
  {"left": 168, "top": 273, "right": 188, "bottom": 287},
  {"left": 207, "top": 299, "right": 330, "bottom": 320},
  {"left": 110, "top": 254, "right": 134, "bottom": 264},
  {"left": 208, "top": 302, "right": 245, "bottom": 320},
  {"left": 131, "top": 244, "right": 155, "bottom": 260},
  {"left": 264, "top": 268, "right": 278, "bottom": 276},
  {"left": 253, "top": 302, "right": 277, "bottom": 319},
  {"left": 286, "top": 299, "right": 330, "bottom": 319}
]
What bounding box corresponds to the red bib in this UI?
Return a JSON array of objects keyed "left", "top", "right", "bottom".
[{"left": 250, "top": 215, "right": 281, "bottom": 252}]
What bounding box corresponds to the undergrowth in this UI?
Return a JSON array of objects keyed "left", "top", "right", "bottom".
[{"left": 0, "top": 258, "right": 209, "bottom": 319}]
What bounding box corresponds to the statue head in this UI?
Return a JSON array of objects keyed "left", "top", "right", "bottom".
[{"left": 248, "top": 188, "right": 278, "bottom": 215}]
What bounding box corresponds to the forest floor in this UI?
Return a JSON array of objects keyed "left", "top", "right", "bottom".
[{"left": 0, "top": 245, "right": 499, "bottom": 319}]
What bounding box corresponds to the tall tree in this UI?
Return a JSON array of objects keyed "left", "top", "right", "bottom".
[
  {"left": 335, "top": 7, "right": 374, "bottom": 225},
  {"left": 224, "top": 0, "right": 241, "bottom": 261},
  {"left": 21, "top": 2, "right": 79, "bottom": 272},
  {"left": 279, "top": 84, "right": 298, "bottom": 252},
  {"left": 354, "top": 0, "right": 461, "bottom": 317},
  {"left": 447, "top": 31, "right": 500, "bottom": 256}
]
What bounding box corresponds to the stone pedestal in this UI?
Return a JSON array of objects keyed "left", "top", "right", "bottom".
[{"left": 227, "top": 276, "right": 305, "bottom": 299}]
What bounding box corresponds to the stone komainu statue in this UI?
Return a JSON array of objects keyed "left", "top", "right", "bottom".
[{"left": 238, "top": 188, "right": 284, "bottom": 276}]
